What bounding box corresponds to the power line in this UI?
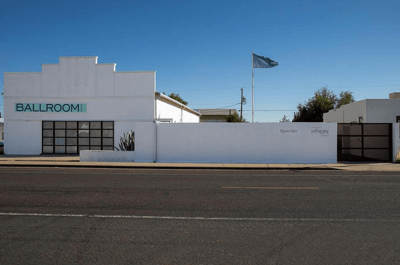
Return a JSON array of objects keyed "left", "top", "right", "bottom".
[
  {"left": 215, "top": 103, "right": 241, "bottom": 109},
  {"left": 166, "top": 84, "right": 400, "bottom": 92},
  {"left": 240, "top": 109, "right": 296, "bottom": 112}
]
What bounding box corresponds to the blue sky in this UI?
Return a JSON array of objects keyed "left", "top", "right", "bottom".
[{"left": 1, "top": 0, "right": 399, "bottom": 122}]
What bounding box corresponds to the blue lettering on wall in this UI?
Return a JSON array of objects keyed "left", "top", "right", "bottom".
[
  {"left": 16, "top": 103, "right": 24, "bottom": 112},
  {"left": 54, "top": 104, "right": 62, "bottom": 112},
  {"left": 15, "top": 103, "right": 87, "bottom": 113},
  {"left": 46, "top": 104, "right": 54, "bottom": 112},
  {"left": 24, "top": 104, "right": 32, "bottom": 112}
]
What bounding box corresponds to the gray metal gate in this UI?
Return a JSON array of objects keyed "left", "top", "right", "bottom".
[{"left": 338, "top": 123, "right": 392, "bottom": 162}]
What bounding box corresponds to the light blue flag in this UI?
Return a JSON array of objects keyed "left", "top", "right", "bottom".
[{"left": 253, "top": 53, "right": 278, "bottom": 68}]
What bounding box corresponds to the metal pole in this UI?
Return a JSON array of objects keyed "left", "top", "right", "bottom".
[
  {"left": 252, "top": 51, "right": 254, "bottom": 123},
  {"left": 240, "top": 87, "right": 243, "bottom": 120}
]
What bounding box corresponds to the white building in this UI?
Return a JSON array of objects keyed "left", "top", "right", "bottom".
[
  {"left": 324, "top": 93, "right": 400, "bottom": 123},
  {"left": 197, "top": 109, "right": 238, "bottom": 122},
  {"left": 3, "top": 57, "right": 200, "bottom": 157},
  {"left": 3, "top": 56, "right": 341, "bottom": 164}
]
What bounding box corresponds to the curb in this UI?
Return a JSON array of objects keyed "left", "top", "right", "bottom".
[{"left": 0, "top": 162, "right": 341, "bottom": 170}]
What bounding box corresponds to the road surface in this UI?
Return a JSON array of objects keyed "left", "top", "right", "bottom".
[{"left": 0, "top": 167, "right": 399, "bottom": 264}]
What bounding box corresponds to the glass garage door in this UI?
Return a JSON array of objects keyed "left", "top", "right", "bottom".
[
  {"left": 337, "top": 123, "right": 392, "bottom": 162},
  {"left": 42, "top": 121, "right": 114, "bottom": 154}
]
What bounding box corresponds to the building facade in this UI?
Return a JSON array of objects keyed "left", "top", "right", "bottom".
[
  {"left": 3, "top": 57, "right": 200, "bottom": 157},
  {"left": 323, "top": 93, "right": 400, "bottom": 123},
  {"left": 197, "top": 109, "right": 238, "bottom": 122}
]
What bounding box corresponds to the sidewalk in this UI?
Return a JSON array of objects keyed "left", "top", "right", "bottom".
[{"left": 0, "top": 155, "right": 400, "bottom": 171}]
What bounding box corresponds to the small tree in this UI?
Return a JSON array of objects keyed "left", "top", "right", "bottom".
[
  {"left": 168, "top": 93, "right": 188, "bottom": 105},
  {"left": 337, "top": 91, "right": 354, "bottom": 108},
  {"left": 280, "top": 115, "right": 291, "bottom": 122},
  {"left": 226, "top": 113, "right": 246, "bottom": 122},
  {"left": 293, "top": 87, "right": 355, "bottom": 122}
]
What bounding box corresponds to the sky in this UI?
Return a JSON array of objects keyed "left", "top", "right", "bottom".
[{"left": 1, "top": 0, "right": 399, "bottom": 122}]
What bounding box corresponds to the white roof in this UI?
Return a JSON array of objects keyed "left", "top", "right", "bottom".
[{"left": 0, "top": 118, "right": 3, "bottom": 123}]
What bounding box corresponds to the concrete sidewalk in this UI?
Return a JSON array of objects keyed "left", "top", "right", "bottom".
[{"left": 0, "top": 155, "right": 400, "bottom": 171}]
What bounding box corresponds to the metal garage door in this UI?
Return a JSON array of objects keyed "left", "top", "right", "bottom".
[
  {"left": 337, "top": 123, "right": 392, "bottom": 162},
  {"left": 42, "top": 121, "right": 114, "bottom": 154}
]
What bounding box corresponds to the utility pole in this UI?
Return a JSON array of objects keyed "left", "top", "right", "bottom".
[{"left": 240, "top": 87, "right": 246, "bottom": 120}]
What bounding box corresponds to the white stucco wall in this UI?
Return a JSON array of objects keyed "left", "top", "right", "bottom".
[
  {"left": 114, "top": 121, "right": 156, "bottom": 162},
  {"left": 324, "top": 99, "right": 400, "bottom": 124},
  {"left": 156, "top": 100, "right": 181, "bottom": 123},
  {"left": 3, "top": 57, "right": 156, "bottom": 155},
  {"left": 156, "top": 123, "right": 337, "bottom": 164},
  {"left": 393, "top": 123, "right": 399, "bottom": 161},
  {"left": 5, "top": 121, "right": 42, "bottom": 155},
  {"left": 365, "top": 99, "right": 400, "bottom": 123},
  {"left": 323, "top": 100, "right": 367, "bottom": 123},
  {"left": 182, "top": 110, "right": 200, "bottom": 123},
  {"left": 156, "top": 99, "right": 200, "bottom": 123}
]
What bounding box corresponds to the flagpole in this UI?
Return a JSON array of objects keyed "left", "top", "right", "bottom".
[{"left": 252, "top": 50, "right": 254, "bottom": 123}]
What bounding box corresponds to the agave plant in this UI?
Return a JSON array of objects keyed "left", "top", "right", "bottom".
[{"left": 115, "top": 130, "right": 135, "bottom": 151}]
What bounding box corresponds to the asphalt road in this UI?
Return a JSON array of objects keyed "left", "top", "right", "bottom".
[{"left": 0, "top": 167, "right": 399, "bottom": 264}]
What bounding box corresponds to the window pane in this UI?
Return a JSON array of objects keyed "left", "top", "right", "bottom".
[
  {"left": 363, "top": 124, "right": 390, "bottom": 135},
  {"left": 103, "top": 122, "right": 113, "bottom": 129},
  {"left": 43, "top": 146, "right": 53, "bottom": 153},
  {"left": 67, "top": 138, "right": 77, "bottom": 145},
  {"left": 79, "top": 130, "right": 89, "bottom": 137},
  {"left": 90, "top": 138, "right": 101, "bottom": 145},
  {"left": 103, "top": 146, "right": 114, "bottom": 150},
  {"left": 55, "top": 146, "right": 65, "bottom": 153},
  {"left": 66, "top": 146, "right": 77, "bottom": 153},
  {"left": 79, "top": 146, "right": 90, "bottom": 151},
  {"left": 43, "top": 130, "right": 53, "bottom": 137},
  {"left": 55, "top": 122, "right": 65, "bottom": 129},
  {"left": 43, "top": 138, "right": 53, "bottom": 145},
  {"left": 339, "top": 137, "right": 362, "bottom": 148},
  {"left": 67, "top": 130, "right": 78, "bottom": 137},
  {"left": 79, "top": 122, "right": 89, "bottom": 129},
  {"left": 43, "top": 122, "right": 53, "bottom": 129},
  {"left": 91, "top": 130, "right": 101, "bottom": 137},
  {"left": 90, "top": 146, "right": 101, "bottom": 150},
  {"left": 103, "top": 130, "right": 113, "bottom": 137},
  {"left": 364, "top": 149, "right": 390, "bottom": 161},
  {"left": 79, "top": 138, "right": 89, "bottom": 145},
  {"left": 55, "top": 130, "right": 65, "bottom": 137},
  {"left": 90, "top": 122, "right": 101, "bottom": 129},
  {"left": 103, "top": 138, "right": 113, "bottom": 145},
  {"left": 55, "top": 138, "right": 65, "bottom": 145},
  {"left": 67, "top": 122, "right": 77, "bottom": 129},
  {"left": 364, "top": 137, "right": 389, "bottom": 148},
  {"left": 338, "top": 124, "right": 362, "bottom": 135},
  {"left": 338, "top": 149, "right": 362, "bottom": 161}
]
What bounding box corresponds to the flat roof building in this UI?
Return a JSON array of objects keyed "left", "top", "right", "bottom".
[
  {"left": 197, "top": 109, "right": 238, "bottom": 122},
  {"left": 323, "top": 93, "right": 400, "bottom": 123},
  {"left": 3, "top": 57, "right": 200, "bottom": 157}
]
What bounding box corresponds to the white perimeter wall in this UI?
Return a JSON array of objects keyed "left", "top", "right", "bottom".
[
  {"left": 156, "top": 123, "right": 337, "bottom": 164},
  {"left": 115, "top": 121, "right": 156, "bottom": 162},
  {"left": 393, "top": 123, "right": 400, "bottom": 161}
]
